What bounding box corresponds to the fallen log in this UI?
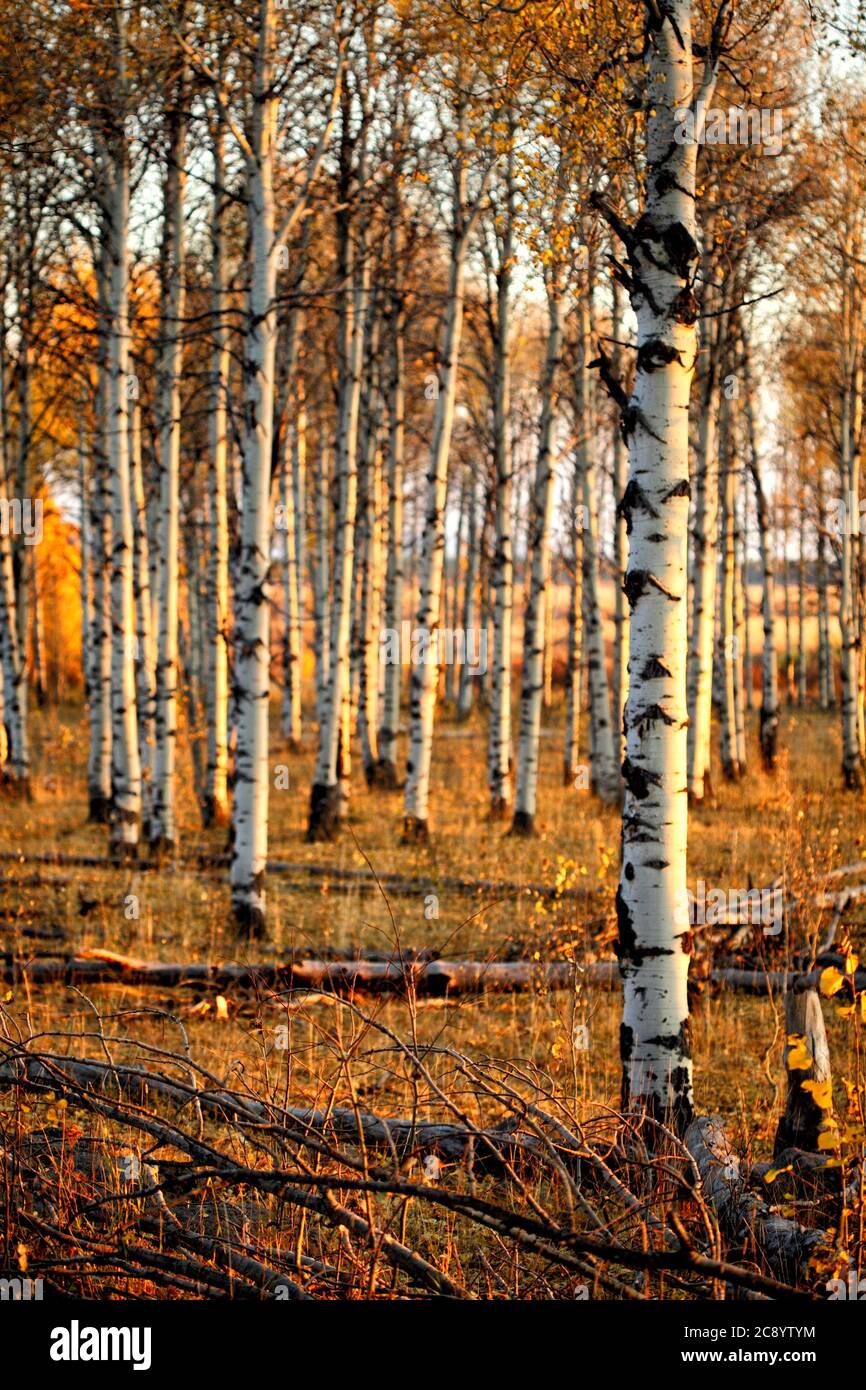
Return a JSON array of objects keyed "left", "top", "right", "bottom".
[
  {"left": 685, "top": 1115, "right": 828, "bottom": 1285},
  {"left": 0, "top": 949, "right": 618, "bottom": 996},
  {"left": 713, "top": 964, "right": 866, "bottom": 995},
  {"left": 7, "top": 948, "right": 864, "bottom": 1001}
]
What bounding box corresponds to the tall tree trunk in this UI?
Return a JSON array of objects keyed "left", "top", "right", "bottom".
[
  {"left": 611, "top": 276, "right": 629, "bottom": 754},
  {"left": 280, "top": 375, "right": 304, "bottom": 752},
  {"left": 563, "top": 469, "right": 584, "bottom": 786},
  {"left": 308, "top": 84, "right": 366, "bottom": 840},
  {"left": 718, "top": 397, "right": 741, "bottom": 781},
  {"left": 543, "top": 552, "right": 554, "bottom": 710},
  {"left": 511, "top": 283, "right": 564, "bottom": 835},
  {"left": 204, "top": 113, "right": 230, "bottom": 828},
  {"left": 487, "top": 154, "right": 515, "bottom": 818},
  {"left": 686, "top": 308, "right": 721, "bottom": 801},
  {"left": 610, "top": 0, "right": 718, "bottom": 1126},
  {"left": 741, "top": 473, "right": 754, "bottom": 712},
  {"left": 797, "top": 472, "right": 807, "bottom": 706},
  {"left": 742, "top": 336, "right": 779, "bottom": 769},
  {"left": 839, "top": 259, "right": 864, "bottom": 788},
  {"left": 356, "top": 338, "right": 382, "bottom": 783},
  {"left": 402, "top": 161, "right": 475, "bottom": 839},
  {"left": 151, "top": 85, "right": 187, "bottom": 853},
  {"left": 578, "top": 294, "right": 618, "bottom": 803},
  {"left": 88, "top": 336, "right": 113, "bottom": 820},
  {"left": 230, "top": 1, "right": 281, "bottom": 926},
  {"left": 782, "top": 455, "right": 795, "bottom": 707},
  {"left": 30, "top": 547, "right": 46, "bottom": 708},
  {"left": 103, "top": 84, "right": 142, "bottom": 856},
  {"left": 456, "top": 476, "right": 479, "bottom": 721},
  {"left": 0, "top": 344, "right": 29, "bottom": 796},
  {"left": 312, "top": 441, "right": 332, "bottom": 731},
  {"left": 732, "top": 450, "right": 747, "bottom": 771},
  {"left": 129, "top": 400, "right": 156, "bottom": 840},
  {"left": 817, "top": 467, "right": 833, "bottom": 710},
  {"left": 375, "top": 267, "right": 405, "bottom": 786}
]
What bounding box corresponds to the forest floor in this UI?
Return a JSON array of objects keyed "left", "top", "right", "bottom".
[{"left": 0, "top": 692, "right": 861, "bottom": 1299}]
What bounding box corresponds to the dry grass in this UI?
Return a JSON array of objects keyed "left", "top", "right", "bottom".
[{"left": 0, "top": 693, "right": 862, "bottom": 1299}]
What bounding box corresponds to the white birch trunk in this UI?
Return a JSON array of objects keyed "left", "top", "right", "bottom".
[
  {"left": 312, "top": 441, "right": 331, "bottom": 731},
  {"left": 280, "top": 381, "right": 304, "bottom": 751},
  {"left": 105, "top": 126, "right": 142, "bottom": 855},
  {"left": 577, "top": 295, "right": 618, "bottom": 803},
  {"left": 129, "top": 401, "right": 156, "bottom": 840},
  {"left": 355, "top": 333, "right": 382, "bottom": 782},
  {"left": 611, "top": 277, "right": 629, "bottom": 755},
  {"left": 686, "top": 312, "right": 721, "bottom": 800},
  {"left": 375, "top": 276, "right": 405, "bottom": 785},
  {"left": 88, "top": 336, "right": 113, "bottom": 820},
  {"left": 456, "top": 476, "right": 480, "bottom": 721},
  {"left": 307, "top": 90, "right": 366, "bottom": 838},
  {"left": 564, "top": 472, "right": 583, "bottom": 785},
  {"left": 485, "top": 163, "right": 515, "bottom": 816},
  {"left": 742, "top": 337, "right": 779, "bottom": 768},
  {"left": 839, "top": 260, "right": 864, "bottom": 787},
  {"left": 511, "top": 285, "right": 564, "bottom": 834},
  {"left": 611, "top": 0, "right": 715, "bottom": 1125},
  {"left": 0, "top": 353, "right": 29, "bottom": 795},
  {"left": 718, "top": 399, "right": 741, "bottom": 781},
  {"left": 402, "top": 194, "right": 471, "bottom": 838},
  {"left": 151, "top": 87, "right": 186, "bottom": 852},
  {"left": 204, "top": 114, "right": 230, "bottom": 827},
  {"left": 230, "top": 0, "right": 280, "bottom": 926}
]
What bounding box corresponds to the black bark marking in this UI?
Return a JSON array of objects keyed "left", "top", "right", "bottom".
[
  {"left": 622, "top": 756, "right": 661, "bottom": 800},
  {"left": 616, "top": 885, "right": 637, "bottom": 957},
  {"left": 664, "top": 478, "right": 691, "bottom": 502},
  {"left": 622, "top": 403, "right": 663, "bottom": 444},
  {"left": 636, "top": 338, "right": 682, "bottom": 374},
  {"left": 618, "top": 478, "right": 659, "bottom": 536},
  {"left": 670, "top": 287, "right": 699, "bottom": 325},
  {"left": 623, "top": 569, "right": 651, "bottom": 609},
  {"left": 632, "top": 702, "right": 676, "bottom": 732}
]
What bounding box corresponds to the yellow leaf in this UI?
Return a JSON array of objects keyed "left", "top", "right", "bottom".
[
  {"left": 215, "top": 995, "right": 229, "bottom": 1021},
  {"left": 786, "top": 1038, "right": 813, "bottom": 1070},
  {"left": 819, "top": 966, "right": 844, "bottom": 997},
  {"left": 764, "top": 1164, "right": 792, "bottom": 1183},
  {"left": 802, "top": 1079, "right": 833, "bottom": 1109}
]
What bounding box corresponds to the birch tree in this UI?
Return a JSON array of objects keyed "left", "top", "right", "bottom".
[
  {"left": 402, "top": 62, "right": 494, "bottom": 839},
  {"left": 226, "top": 0, "right": 342, "bottom": 920},
  {"left": 150, "top": 47, "right": 187, "bottom": 854},
  {"left": 599, "top": 0, "right": 729, "bottom": 1124},
  {"left": 203, "top": 100, "right": 231, "bottom": 827},
  {"left": 102, "top": 7, "right": 142, "bottom": 856}
]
